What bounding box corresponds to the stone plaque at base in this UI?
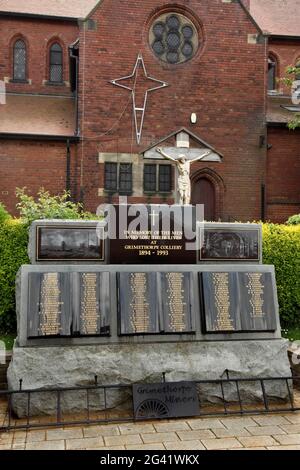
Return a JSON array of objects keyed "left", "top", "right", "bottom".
[
  {"left": 201, "top": 272, "right": 277, "bottom": 333},
  {"left": 133, "top": 382, "right": 199, "bottom": 419}
]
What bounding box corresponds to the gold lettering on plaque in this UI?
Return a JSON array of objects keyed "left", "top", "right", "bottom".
[
  {"left": 212, "top": 273, "right": 234, "bottom": 331},
  {"left": 246, "top": 273, "right": 265, "bottom": 318},
  {"left": 166, "top": 273, "right": 187, "bottom": 332},
  {"left": 81, "top": 273, "right": 100, "bottom": 335},
  {"left": 39, "top": 273, "right": 62, "bottom": 336},
  {"left": 129, "top": 273, "right": 150, "bottom": 333}
]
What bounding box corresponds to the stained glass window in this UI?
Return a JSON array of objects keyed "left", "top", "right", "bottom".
[
  {"left": 49, "top": 43, "right": 63, "bottom": 83},
  {"left": 13, "top": 39, "right": 26, "bottom": 81},
  {"left": 150, "top": 13, "right": 199, "bottom": 64}
]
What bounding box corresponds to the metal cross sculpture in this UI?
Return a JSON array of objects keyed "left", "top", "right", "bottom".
[{"left": 110, "top": 54, "right": 168, "bottom": 144}]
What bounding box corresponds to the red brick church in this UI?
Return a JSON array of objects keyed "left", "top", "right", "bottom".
[{"left": 0, "top": 0, "right": 299, "bottom": 223}]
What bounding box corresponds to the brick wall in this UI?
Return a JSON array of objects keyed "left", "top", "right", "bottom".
[
  {"left": 77, "top": 0, "right": 267, "bottom": 222},
  {"left": 268, "top": 38, "right": 300, "bottom": 93},
  {"left": 0, "top": 16, "right": 78, "bottom": 96},
  {"left": 0, "top": 140, "right": 79, "bottom": 215},
  {"left": 266, "top": 127, "right": 300, "bottom": 223}
]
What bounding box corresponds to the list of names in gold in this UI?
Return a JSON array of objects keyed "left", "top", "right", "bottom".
[
  {"left": 212, "top": 273, "right": 235, "bottom": 331},
  {"left": 81, "top": 273, "right": 100, "bottom": 335},
  {"left": 246, "top": 273, "right": 265, "bottom": 318},
  {"left": 39, "top": 273, "right": 62, "bottom": 336},
  {"left": 165, "top": 273, "right": 187, "bottom": 332},
  {"left": 129, "top": 273, "right": 150, "bottom": 333}
]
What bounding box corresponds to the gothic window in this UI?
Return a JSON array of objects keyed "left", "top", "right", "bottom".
[
  {"left": 104, "top": 162, "right": 133, "bottom": 194},
  {"left": 104, "top": 162, "right": 118, "bottom": 192},
  {"left": 13, "top": 39, "right": 26, "bottom": 81},
  {"left": 144, "top": 164, "right": 172, "bottom": 193},
  {"left": 149, "top": 13, "right": 200, "bottom": 64},
  {"left": 268, "top": 55, "right": 277, "bottom": 91},
  {"left": 159, "top": 165, "right": 172, "bottom": 192},
  {"left": 144, "top": 164, "right": 157, "bottom": 192},
  {"left": 49, "top": 43, "right": 63, "bottom": 83},
  {"left": 119, "top": 163, "right": 133, "bottom": 194}
]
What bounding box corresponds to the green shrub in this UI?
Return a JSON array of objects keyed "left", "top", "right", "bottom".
[
  {"left": 0, "top": 189, "right": 99, "bottom": 332},
  {"left": 0, "top": 202, "right": 11, "bottom": 224},
  {"left": 262, "top": 224, "right": 300, "bottom": 327},
  {"left": 0, "top": 219, "right": 28, "bottom": 332},
  {"left": 16, "top": 188, "right": 96, "bottom": 225},
  {"left": 287, "top": 214, "right": 300, "bottom": 226}
]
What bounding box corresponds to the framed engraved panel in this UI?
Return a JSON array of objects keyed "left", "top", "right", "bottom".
[
  {"left": 118, "top": 272, "right": 159, "bottom": 335},
  {"left": 201, "top": 271, "right": 277, "bottom": 334},
  {"left": 201, "top": 272, "right": 241, "bottom": 333},
  {"left": 36, "top": 226, "right": 105, "bottom": 262},
  {"left": 200, "top": 228, "right": 261, "bottom": 262},
  {"left": 159, "top": 272, "right": 195, "bottom": 333},
  {"left": 71, "top": 272, "right": 110, "bottom": 336},
  {"left": 27, "top": 272, "right": 71, "bottom": 338},
  {"left": 238, "top": 272, "right": 277, "bottom": 332}
]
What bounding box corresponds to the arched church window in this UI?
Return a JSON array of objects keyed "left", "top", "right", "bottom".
[
  {"left": 49, "top": 43, "right": 63, "bottom": 83},
  {"left": 268, "top": 55, "right": 277, "bottom": 91},
  {"left": 149, "top": 13, "right": 200, "bottom": 65},
  {"left": 13, "top": 39, "right": 27, "bottom": 81}
]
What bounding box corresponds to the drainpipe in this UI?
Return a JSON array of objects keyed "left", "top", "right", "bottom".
[{"left": 66, "top": 138, "right": 71, "bottom": 197}]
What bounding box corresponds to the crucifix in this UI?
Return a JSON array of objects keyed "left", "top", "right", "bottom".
[{"left": 154, "top": 131, "right": 221, "bottom": 206}]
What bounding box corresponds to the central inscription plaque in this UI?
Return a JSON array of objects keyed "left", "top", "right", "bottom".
[
  {"left": 201, "top": 271, "right": 277, "bottom": 333},
  {"left": 108, "top": 205, "right": 197, "bottom": 265}
]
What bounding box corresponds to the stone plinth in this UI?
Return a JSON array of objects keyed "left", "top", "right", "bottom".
[{"left": 8, "top": 339, "right": 290, "bottom": 417}]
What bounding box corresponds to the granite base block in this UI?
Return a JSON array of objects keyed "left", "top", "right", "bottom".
[{"left": 8, "top": 339, "right": 290, "bottom": 417}]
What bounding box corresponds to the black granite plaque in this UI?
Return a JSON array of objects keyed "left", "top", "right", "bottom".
[
  {"left": 109, "top": 205, "right": 197, "bottom": 265},
  {"left": 201, "top": 272, "right": 241, "bottom": 333},
  {"left": 200, "top": 229, "right": 260, "bottom": 262},
  {"left": 27, "top": 272, "right": 71, "bottom": 338},
  {"left": 201, "top": 272, "right": 277, "bottom": 333},
  {"left": 239, "top": 272, "right": 277, "bottom": 331},
  {"left": 27, "top": 271, "right": 111, "bottom": 338},
  {"left": 71, "top": 272, "right": 110, "bottom": 336},
  {"left": 133, "top": 382, "right": 199, "bottom": 419},
  {"left": 118, "top": 272, "right": 159, "bottom": 335},
  {"left": 159, "top": 272, "right": 194, "bottom": 333},
  {"left": 37, "top": 226, "right": 105, "bottom": 261}
]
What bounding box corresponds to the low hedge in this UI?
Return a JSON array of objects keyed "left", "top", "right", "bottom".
[
  {"left": 0, "top": 219, "right": 29, "bottom": 332},
  {"left": 262, "top": 224, "right": 300, "bottom": 327},
  {"left": 0, "top": 221, "right": 299, "bottom": 332}
]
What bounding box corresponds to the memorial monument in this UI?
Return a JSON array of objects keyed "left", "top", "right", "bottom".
[{"left": 7, "top": 205, "right": 291, "bottom": 417}]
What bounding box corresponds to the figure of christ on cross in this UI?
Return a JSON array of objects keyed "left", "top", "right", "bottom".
[{"left": 156, "top": 147, "right": 213, "bottom": 205}]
